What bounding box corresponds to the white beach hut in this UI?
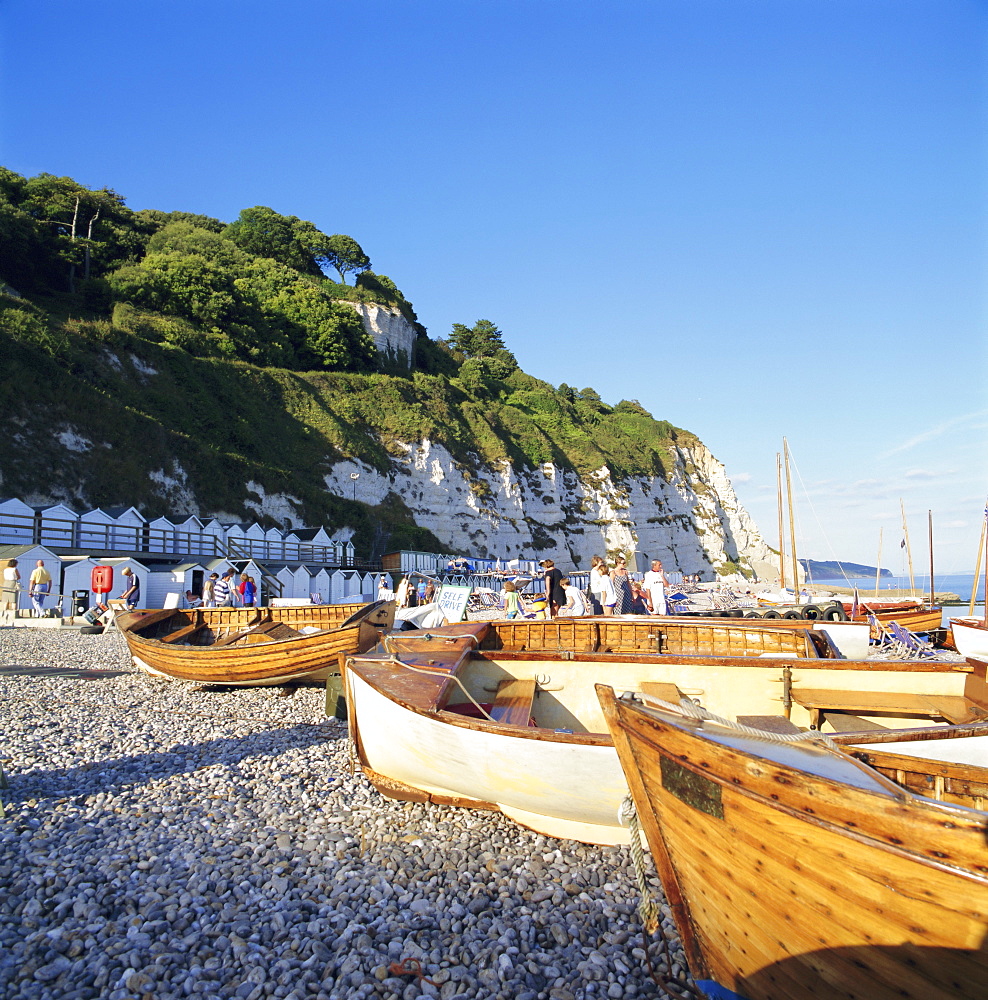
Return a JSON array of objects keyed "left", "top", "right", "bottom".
[
  {"left": 103, "top": 506, "right": 146, "bottom": 550},
  {"left": 0, "top": 544, "right": 61, "bottom": 615},
  {"left": 281, "top": 530, "right": 301, "bottom": 562},
  {"left": 294, "top": 527, "right": 333, "bottom": 564},
  {"left": 34, "top": 504, "right": 78, "bottom": 548},
  {"left": 76, "top": 508, "right": 117, "bottom": 550},
  {"left": 307, "top": 566, "right": 331, "bottom": 605},
  {"left": 174, "top": 516, "right": 205, "bottom": 558},
  {"left": 200, "top": 520, "right": 227, "bottom": 560},
  {"left": 145, "top": 516, "right": 176, "bottom": 554},
  {"left": 263, "top": 526, "right": 284, "bottom": 561},
  {"left": 146, "top": 562, "right": 208, "bottom": 609},
  {"left": 0, "top": 499, "right": 35, "bottom": 544}
]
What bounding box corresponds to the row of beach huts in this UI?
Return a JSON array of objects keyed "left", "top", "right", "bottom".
[
  {"left": 0, "top": 545, "right": 390, "bottom": 617},
  {"left": 0, "top": 498, "right": 356, "bottom": 564}
]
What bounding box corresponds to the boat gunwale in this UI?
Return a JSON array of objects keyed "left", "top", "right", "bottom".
[{"left": 599, "top": 686, "right": 988, "bottom": 864}]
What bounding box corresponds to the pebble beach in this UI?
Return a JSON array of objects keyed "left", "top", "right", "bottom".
[{"left": 0, "top": 627, "right": 688, "bottom": 1000}]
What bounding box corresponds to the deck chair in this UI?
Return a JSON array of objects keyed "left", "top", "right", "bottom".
[{"left": 887, "top": 620, "right": 936, "bottom": 657}]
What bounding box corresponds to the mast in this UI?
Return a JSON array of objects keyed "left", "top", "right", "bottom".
[
  {"left": 874, "top": 528, "right": 883, "bottom": 597},
  {"left": 899, "top": 499, "right": 915, "bottom": 596},
  {"left": 970, "top": 517, "right": 986, "bottom": 617},
  {"left": 783, "top": 438, "right": 799, "bottom": 600},
  {"left": 776, "top": 453, "right": 786, "bottom": 591},
  {"left": 927, "top": 510, "right": 934, "bottom": 608}
]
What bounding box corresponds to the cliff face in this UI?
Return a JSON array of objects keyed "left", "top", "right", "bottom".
[{"left": 309, "top": 436, "right": 774, "bottom": 577}]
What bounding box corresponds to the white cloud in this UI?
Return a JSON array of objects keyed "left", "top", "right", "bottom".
[{"left": 878, "top": 409, "right": 988, "bottom": 460}]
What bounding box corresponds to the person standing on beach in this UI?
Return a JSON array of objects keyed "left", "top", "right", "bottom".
[
  {"left": 203, "top": 573, "right": 217, "bottom": 607},
  {"left": 213, "top": 570, "right": 233, "bottom": 607},
  {"left": 611, "top": 557, "right": 633, "bottom": 614},
  {"left": 119, "top": 566, "right": 141, "bottom": 610},
  {"left": 2, "top": 558, "right": 21, "bottom": 621},
  {"left": 503, "top": 580, "right": 521, "bottom": 619},
  {"left": 28, "top": 560, "right": 52, "bottom": 618},
  {"left": 541, "top": 559, "right": 566, "bottom": 618},
  {"left": 590, "top": 556, "right": 617, "bottom": 615},
  {"left": 642, "top": 559, "right": 670, "bottom": 616}
]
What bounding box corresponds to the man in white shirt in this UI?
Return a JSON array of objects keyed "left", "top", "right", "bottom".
[{"left": 642, "top": 559, "right": 670, "bottom": 616}]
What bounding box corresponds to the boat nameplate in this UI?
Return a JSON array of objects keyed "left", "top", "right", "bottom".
[{"left": 660, "top": 755, "right": 724, "bottom": 820}]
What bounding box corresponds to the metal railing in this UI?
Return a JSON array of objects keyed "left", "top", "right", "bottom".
[{"left": 0, "top": 511, "right": 369, "bottom": 569}]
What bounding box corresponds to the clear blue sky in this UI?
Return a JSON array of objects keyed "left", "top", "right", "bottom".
[{"left": 3, "top": 0, "right": 986, "bottom": 571}]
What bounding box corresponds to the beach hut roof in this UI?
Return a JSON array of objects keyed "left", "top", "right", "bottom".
[{"left": 103, "top": 505, "right": 146, "bottom": 521}]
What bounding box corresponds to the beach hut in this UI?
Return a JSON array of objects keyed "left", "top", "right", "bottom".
[
  {"left": 60, "top": 557, "right": 148, "bottom": 616},
  {"left": 0, "top": 499, "right": 35, "bottom": 544},
  {"left": 200, "top": 519, "right": 226, "bottom": 560},
  {"left": 294, "top": 527, "right": 333, "bottom": 564},
  {"left": 263, "top": 525, "right": 284, "bottom": 561},
  {"left": 242, "top": 522, "right": 267, "bottom": 559},
  {"left": 173, "top": 516, "right": 205, "bottom": 558},
  {"left": 307, "top": 566, "right": 331, "bottom": 605},
  {"left": 145, "top": 516, "right": 176, "bottom": 554},
  {"left": 281, "top": 530, "right": 301, "bottom": 562},
  {"left": 34, "top": 504, "right": 78, "bottom": 548},
  {"left": 0, "top": 544, "right": 61, "bottom": 615},
  {"left": 76, "top": 508, "right": 117, "bottom": 550},
  {"left": 145, "top": 562, "right": 207, "bottom": 609},
  {"left": 103, "top": 506, "right": 146, "bottom": 551}
]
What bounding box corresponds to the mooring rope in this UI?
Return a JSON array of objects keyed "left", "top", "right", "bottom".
[{"left": 638, "top": 693, "right": 842, "bottom": 750}]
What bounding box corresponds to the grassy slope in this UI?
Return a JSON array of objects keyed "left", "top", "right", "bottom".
[{"left": 0, "top": 309, "right": 696, "bottom": 554}]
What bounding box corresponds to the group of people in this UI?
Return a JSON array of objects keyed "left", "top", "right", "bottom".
[
  {"left": 379, "top": 576, "right": 436, "bottom": 609},
  {"left": 199, "top": 570, "right": 258, "bottom": 608},
  {"left": 530, "top": 556, "right": 670, "bottom": 619},
  {"left": 2, "top": 558, "right": 54, "bottom": 619}
]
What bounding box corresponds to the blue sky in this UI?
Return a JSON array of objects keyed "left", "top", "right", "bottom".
[{"left": 3, "top": 0, "right": 986, "bottom": 570}]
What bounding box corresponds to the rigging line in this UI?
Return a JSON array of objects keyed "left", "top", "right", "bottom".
[{"left": 785, "top": 448, "right": 855, "bottom": 589}]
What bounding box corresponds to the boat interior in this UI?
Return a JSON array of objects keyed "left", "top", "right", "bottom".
[{"left": 119, "top": 599, "right": 394, "bottom": 648}]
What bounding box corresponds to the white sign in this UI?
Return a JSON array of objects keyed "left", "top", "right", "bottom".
[{"left": 435, "top": 584, "right": 472, "bottom": 623}]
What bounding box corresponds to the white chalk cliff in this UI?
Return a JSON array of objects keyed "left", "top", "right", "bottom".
[
  {"left": 320, "top": 436, "right": 775, "bottom": 578},
  {"left": 344, "top": 302, "right": 417, "bottom": 366}
]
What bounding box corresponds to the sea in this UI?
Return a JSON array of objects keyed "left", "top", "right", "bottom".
[{"left": 806, "top": 572, "right": 985, "bottom": 626}]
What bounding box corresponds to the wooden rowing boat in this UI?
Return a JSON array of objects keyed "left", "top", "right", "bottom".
[
  {"left": 343, "top": 622, "right": 988, "bottom": 845},
  {"left": 117, "top": 600, "right": 393, "bottom": 686},
  {"left": 597, "top": 686, "right": 988, "bottom": 1000}
]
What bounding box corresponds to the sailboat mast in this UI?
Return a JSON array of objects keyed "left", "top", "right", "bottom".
[
  {"left": 875, "top": 528, "right": 883, "bottom": 597},
  {"left": 900, "top": 499, "right": 915, "bottom": 596},
  {"left": 776, "top": 453, "right": 786, "bottom": 591},
  {"left": 927, "top": 510, "right": 934, "bottom": 608},
  {"left": 783, "top": 438, "right": 799, "bottom": 599},
  {"left": 970, "top": 517, "right": 985, "bottom": 617}
]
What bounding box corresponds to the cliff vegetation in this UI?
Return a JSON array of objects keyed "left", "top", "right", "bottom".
[{"left": 0, "top": 168, "right": 695, "bottom": 556}]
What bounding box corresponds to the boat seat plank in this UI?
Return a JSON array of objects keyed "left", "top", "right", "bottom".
[
  {"left": 212, "top": 619, "right": 281, "bottom": 647},
  {"left": 736, "top": 715, "right": 803, "bottom": 735},
  {"left": 158, "top": 623, "right": 208, "bottom": 645},
  {"left": 490, "top": 678, "right": 536, "bottom": 727},
  {"left": 792, "top": 689, "right": 988, "bottom": 725},
  {"left": 820, "top": 712, "right": 890, "bottom": 733},
  {"left": 123, "top": 608, "right": 180, "bottom": 634},
  {"left": 640, "top": 681, "right": 686, "bottom": 705}
]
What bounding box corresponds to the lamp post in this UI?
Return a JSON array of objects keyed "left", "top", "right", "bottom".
[{"left": 350, "top": 472, "right": 359, "bottom": 502}]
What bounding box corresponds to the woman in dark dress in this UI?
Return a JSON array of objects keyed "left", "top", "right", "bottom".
[{"left": 541, "top": 559, "right": 566, "bottom": 618}]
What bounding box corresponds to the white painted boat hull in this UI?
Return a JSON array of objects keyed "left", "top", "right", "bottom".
[
  {"left": 346, "top": 670, "right": 631, "bottom": 845},
  {"left": 952, "top": 618, "right": 988, "bottom": 659},
  {"left": 813, "top": 621, "right": 871, "bottom": 659}
]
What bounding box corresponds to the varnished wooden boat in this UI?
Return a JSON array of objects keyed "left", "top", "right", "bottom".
[
  {"left": 117, "top": 600, "right": 393, "bottom": 686},
  {"left": 597, "top": 686, "right": 988, "bottom": 1000},
  {"left": 847, "top": 601, "right": 943, "bottom": 636},
  {"left": 344, "top": 622, "right": 988, "bottom": 845}
]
